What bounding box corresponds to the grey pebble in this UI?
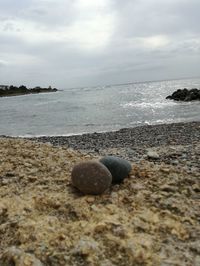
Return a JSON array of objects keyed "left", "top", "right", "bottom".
[
  {"left": 100, "top": 156, "right": 132, "bottom": 184},
  {"left": 147, "top": 151, "right": 160, "bottom": 159}
]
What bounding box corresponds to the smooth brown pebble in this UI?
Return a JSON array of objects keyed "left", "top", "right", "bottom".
[{"left": 71, "top": 161, "right": 112, "bottom": 195}]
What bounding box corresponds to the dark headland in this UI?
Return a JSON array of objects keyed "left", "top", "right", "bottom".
[{"left": 0, "top": 85, "right": 57, "bottom": 97}]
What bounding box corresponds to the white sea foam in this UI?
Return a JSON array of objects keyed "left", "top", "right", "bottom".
[{"left": 121, "top": 101, "right": 178, "bottom": 109}]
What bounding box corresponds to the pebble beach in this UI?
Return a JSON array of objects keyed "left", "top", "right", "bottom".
[{"left": 0, "top": 121, "right": 200, "bottom": 265}]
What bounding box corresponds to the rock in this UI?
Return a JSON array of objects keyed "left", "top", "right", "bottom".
[
  {"left": 0, "top": 246, "right": 43, "bottom": 266},
  {"left": 72, "top": 237, "right": 99, "bottom": 255},
  {"left": 147, "top": 151, "right": 159, "bottom": 159},
  {"left": 160, "top": 185, "right": 177, "bottom": 193},
  {"left": 171, "top": 160, "right": 179, "bottom": 165},
  {"left": 160, "top": 168, "right": 170, "bottom": 173},
  {"left": 71, "top": 161, "right": 112, "bottom": 195},
  {"left": 194, "top": 256, "right": 200, "bottom": 266},
  {"left": 166, "top": 88, "right": 200, "bottom": 101},
  {"left": 99, "top": 156, "right": 132, "bottom": 184}
]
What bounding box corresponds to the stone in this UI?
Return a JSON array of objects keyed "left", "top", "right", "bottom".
[
  {"left": 147, "top": 151, "right": 159, "bottom": 159},
  {"left": 71, "top": 161, "right": 112, "bottom": 195},
  {"left": 171, "top": 160, "right": 179, "bottom": 165},
  {"left": 0, "top": 246, "right": 43, "bottom": 266},
  {"left": 99, "top": 156, "right": 132, "bottom": 184}
]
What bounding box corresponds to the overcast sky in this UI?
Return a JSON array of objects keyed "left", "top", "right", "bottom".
[{"left": 0, "top": 0, "right": 200, "bottom": 88}]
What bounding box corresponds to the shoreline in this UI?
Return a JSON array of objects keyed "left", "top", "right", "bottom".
[
  {"left": 25, "top": 120, "right": 200, "bottom": 149},
  {"left": 1, "top": 120, "right": 200, "bottom": 140}
]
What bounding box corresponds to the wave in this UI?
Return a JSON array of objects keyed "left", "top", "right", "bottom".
[
  {"left": 34, "top": 100, "right": 63, "bottom": 106},
  {"left": 121, "top": 101, "right": 181, "bottom": 109}
]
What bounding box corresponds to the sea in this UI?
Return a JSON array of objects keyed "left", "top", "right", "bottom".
[{"left": 0, "top": 78, "right": 200, "bottom": 137}]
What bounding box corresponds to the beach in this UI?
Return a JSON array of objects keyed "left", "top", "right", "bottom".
[{"left": 0, "top": 121, "right": 200, "bottom": 265}]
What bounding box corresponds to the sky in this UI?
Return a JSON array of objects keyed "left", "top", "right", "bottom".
[{"left": 0, "top": 0, "right": 200, "bottom": 88}]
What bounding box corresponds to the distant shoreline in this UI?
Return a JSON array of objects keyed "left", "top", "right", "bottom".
[
  {"left": 0, "top": 85, "right": 58, "bottom": 97},
  {"left": 0, "top": 90, "right": 58, "bottom": 98}
]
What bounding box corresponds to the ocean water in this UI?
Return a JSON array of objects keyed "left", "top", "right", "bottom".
[{"left": 0, "top": 78, "right": 200, "bottom": 136}]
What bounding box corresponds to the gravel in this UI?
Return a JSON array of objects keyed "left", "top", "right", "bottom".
[
  {"left": 26, "top": 122, "right": 200, "bottom": 150},
  {"left": 26, "top": 121, "right": 200, "bottom": 170}
]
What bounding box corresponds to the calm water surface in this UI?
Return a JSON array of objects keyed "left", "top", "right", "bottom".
[{"left": 0, "top": 78, "right": 200, "bottom": 136}]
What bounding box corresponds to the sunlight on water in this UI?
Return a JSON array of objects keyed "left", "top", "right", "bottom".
[
  {"left": 121, "top": 101, "right": 178, "bottom": 109},
  {"left": 0, "top": 78, "right": 200, "bottom": 136}
]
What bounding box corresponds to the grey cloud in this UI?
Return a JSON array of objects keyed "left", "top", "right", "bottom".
[
  {"left": 0, "top": 0, "right": 77, "bottom": 30},
  {"left": 113, "top": 0, "right": 200, "bottom": 37},
  {"left": 0, "top": 0, "right": 199, "bottom": 88},
  {"left": 0, "top": 60, "right": 6, "bottom": 68}
]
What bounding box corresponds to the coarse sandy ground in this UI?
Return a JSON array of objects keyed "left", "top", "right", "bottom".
[{"left": 0, "top": 122, "right": 200, "bottom": 265}]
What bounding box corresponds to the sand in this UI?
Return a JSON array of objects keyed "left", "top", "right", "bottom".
[{"left": 0, "top": 122, "right": 200, "bottom": 265}]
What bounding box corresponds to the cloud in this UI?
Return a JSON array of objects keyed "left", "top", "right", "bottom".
[
  {"left": 113, "top": 0, "right": 200, "bottom": 37},
  {"left": 0, "top": 60, "right": 7, "bottom": 68},
  {"left": 0, "top": 0, "right": 199, "bottom": 87}
]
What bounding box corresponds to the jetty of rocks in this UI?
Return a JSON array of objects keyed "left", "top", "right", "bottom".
[{"left": 166, "top": 88, "right": 200, "bottom": 101}]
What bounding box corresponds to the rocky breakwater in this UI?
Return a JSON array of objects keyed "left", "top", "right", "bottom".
[{"left": 166, "top": 88, "right": 200, "bottom": 101}]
